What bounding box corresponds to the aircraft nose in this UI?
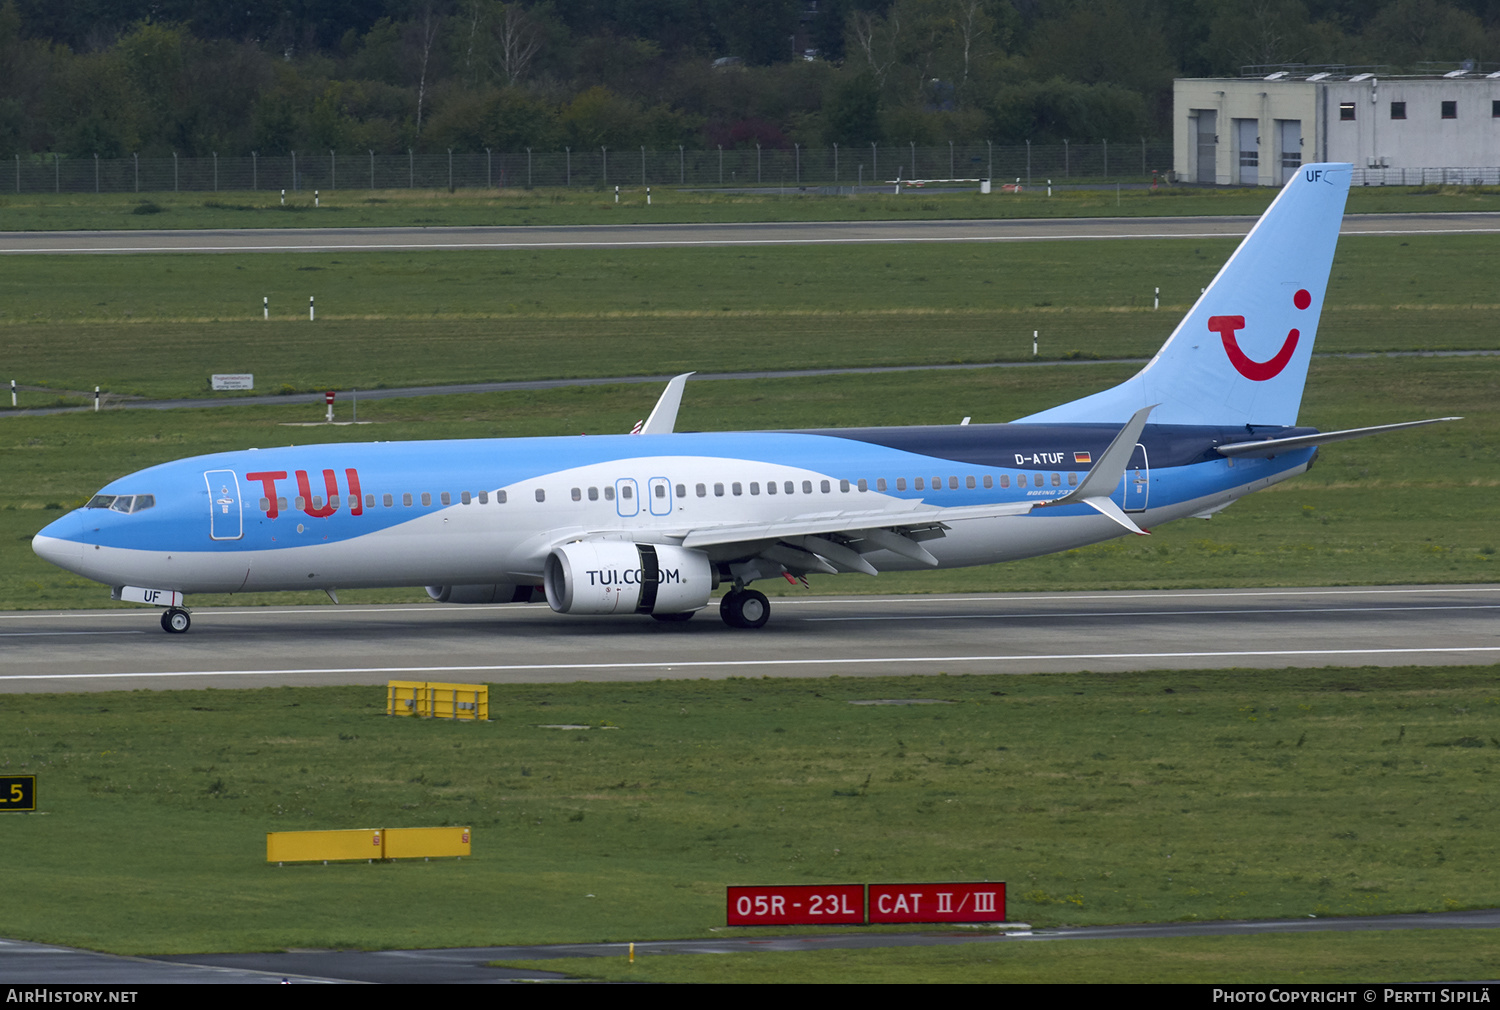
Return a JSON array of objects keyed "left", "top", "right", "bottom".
[{"left": 32, "top": 511, "right": 85, "bottom": 569}]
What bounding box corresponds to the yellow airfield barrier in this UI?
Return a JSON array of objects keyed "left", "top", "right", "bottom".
[
  {"left": 386, "top": 680, "right": 488, "bottom": 721},
  {"left": 267, "top": 826, "right": 472, "bottom": 864}
]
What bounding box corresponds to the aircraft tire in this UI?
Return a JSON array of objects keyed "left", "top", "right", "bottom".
[
  {"left": 720, "top": 589, "right": 769, "bottom": 629},
  {"left": 651, "top": 611, "right": 695, "bottom": 623},
  {"left": 161, "top": 608, "right": 191, "bottom": 634}
]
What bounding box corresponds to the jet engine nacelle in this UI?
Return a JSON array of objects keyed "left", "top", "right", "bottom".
[
  {"left": 544, "top": 542, "right": 712, "bottom": 616},
  {"left": 426, "top": 584, "right": 541, "bottom": 604}
]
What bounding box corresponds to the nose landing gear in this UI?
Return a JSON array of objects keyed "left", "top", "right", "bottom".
[{"left": 161, "top": 607, "right": 191, "bottom": 634}]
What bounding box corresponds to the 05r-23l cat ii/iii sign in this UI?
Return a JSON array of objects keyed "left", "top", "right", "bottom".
[{"left": 33, "top": 164, "right": 1455, "bottom": 633}]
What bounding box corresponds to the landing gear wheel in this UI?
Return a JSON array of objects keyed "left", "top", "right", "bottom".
[
  {"left": 720, "top": 589, "right": 770, "bottom": 629},
  {"left": 651, "top": 611, "right": 695, "bottom": 623},
  {"left": 161, "top": 608, "right": 191, "bottom": 634}
]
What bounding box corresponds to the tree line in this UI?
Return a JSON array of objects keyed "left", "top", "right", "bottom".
[{"left": 1, "top": 0, "right": 1496, "bottom": 161}]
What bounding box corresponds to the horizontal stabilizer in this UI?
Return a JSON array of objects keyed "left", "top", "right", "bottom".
[{"left": 1216, "top": 417, "right": 1461, "bottom": 458}]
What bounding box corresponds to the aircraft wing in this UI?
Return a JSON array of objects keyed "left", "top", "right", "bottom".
[{"left": 1215, "top": 416, "right": 1461, "bottom": 458}]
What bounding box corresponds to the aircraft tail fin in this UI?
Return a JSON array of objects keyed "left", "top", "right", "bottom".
[{"left": 1017, "top": 163, "right": 1352, "bottom": 427}]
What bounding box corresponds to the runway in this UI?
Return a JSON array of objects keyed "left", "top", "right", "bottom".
[
  {"left": 0, "top": 212, "right": 1497, "bottom": 254},
  {"left": 2, "top": 584, "right": 1497, "bottom": 693}
]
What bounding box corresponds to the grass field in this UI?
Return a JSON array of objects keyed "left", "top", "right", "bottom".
[
  {"left": 1, "top": 666, "right": 1496, "bottom": 967},
  {"left": 2, "top": 182, "right": 1500, "bottom": 232},
  {"left": 1, "top": 233, "right": 1497, "bottom": 403}
]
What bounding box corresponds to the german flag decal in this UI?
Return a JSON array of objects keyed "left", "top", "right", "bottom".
[{"left": 1074, "top": 451, "right": 1092, "bottom": 464}]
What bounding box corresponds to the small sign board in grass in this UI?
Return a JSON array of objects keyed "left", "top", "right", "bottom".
[{"left": 0, "top": 775, "right": 36, "bottom": 812}]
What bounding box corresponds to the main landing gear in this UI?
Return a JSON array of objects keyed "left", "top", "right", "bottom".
[
  {"left": 161, "top": 607, "right": 191, "bottom": 634},
  {"left": 720, "top": 588, "right": 769, "bottom": 629}
]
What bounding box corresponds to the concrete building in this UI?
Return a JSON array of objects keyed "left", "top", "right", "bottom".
[{"left": 1174, "top": 70, "right": 1500, "bottom": 186}]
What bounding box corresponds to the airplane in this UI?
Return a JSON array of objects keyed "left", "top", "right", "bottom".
[{"left": 33, "top": 162, "right": 1456, "bottom": 634}]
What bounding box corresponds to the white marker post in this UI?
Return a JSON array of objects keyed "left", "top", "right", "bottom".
[
  {"left": 10, "top": 379, "right": 14, "bottom": 407},
  {"left": 614, "top": 185, "right": 619, "bottom": 204},
  {"left": 325, "top": 390, "right": 335, "bottom": 423},
  {"left": 263, "top": 296, "right": 269, "bottom": 320},
  {"left": 315, "top": 189, "right": 320, "bottom": 208},
  {"left": 309, "top": 296, "right": 315, "bottom": 321},
  {"left": 646, "top": 187, "right": 651, "bottom": 206},
  {"left": 1047, "top": 178, "right": 1052, "bottom": 197},
  {"left": 280, "top": 188, "right": 285, "bottom": 206},
  {"left": 94, "top": 386, "right": 100, "bottom": 412},
  {"left": 1154, "top": 287, "right": 1159, "bottom": 310},
  {"left": 1033, "top": 331, "right": 1038, "bottom": 358}
]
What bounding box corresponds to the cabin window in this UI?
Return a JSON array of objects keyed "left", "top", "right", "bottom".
[
  {"left": 461, "top": 491, "right": 472, "bottom": 504},
  {"left": 366, "top": 494, "right": 376, "bottom": 508},
  {"left": 657, "top": 483, "right": 669, "bottom": 498},
  {"left": 820, "top": 480, "right": 831, "bottom": 493},
  {"left": 535, "top": 489, "right": 546, "bottom": 502},
  {"left": 839, "top": 479, "right": 850, "bottom": 492},
  {"left": 857, "top": 478, "right": 868, "bottom": 492},
  {"left": 588, "top": 487, "right": 599, "bottom": 501},
  {"left": 1017, "top": 475, "right": 1027, "bottom": 488},
  {"left": 1068, "top": 472, "right": 1079, "bottom": 486},
  {"left": 948, "top": 476, "right": 958, "bottom": 490},
  {"left": 966, "top": 476, "right": 976, "bottom": 489},
  {"left": 999, "top": 476, "right": 1009, "bottom": 489},
  {"left": 312, "top": 496, "right": 325, "bottom": 510},
  {"left": 604, "top": 486, "right": 615, "bottom": 501},
  {"left": 278, "top": 497, "right": 288, "bottom": 511},
  {"left": 571, "top": 487, "right": 582, "bottom": 501},
  {"left": 714, "top": 482, "right": 725, "bottom": 497},
  {"left": 914, "top": 477, "right": 925, "bottom": 490},
  {"left": 496, "top": 490, "right": 507, "bottom": 503},
  {"left": 295, "top": 496, "right": 307, "bottom": 510},
  {"left": 696, "top": 483, "right": 707, "bottom": 497},
  {"left": 766, "top": 480, "right": 777, "bottom": 495},
  {"left": 896, "top": 478, "right": 907, "bottom": 491},
  {"left": 732, "top": 482, "right": 743, "bottom": 496},
  {"left": 440, "top": 492, "right": 451, "bottom": 506},
  {"left": 421, "top": 493, "right": 432, "bottom": 507},
  {"left": 259, "top": 497, "right": 269, "bottom": 511},
  {"left": 1052, "top": 473, "right": 1061, "bottom": 486},
  {"left": 479, "top": 491, "right": 490, "bottom": 504},
  {"left": 802, "top": 480, "right": 813, "bottom": 494},
  {"left": 749, "top": 482, "right": 760, "bottom": 495},
  {"left": 621, "top": 484, "right": 633, "bottom": 499},
  {"left": 876, "top": 478, "right": 887, "bottom": 492},
  {"left": 983, "top": 475, "right": 993, "bottom": 489},
  {"left": 675, "top": 483, "right": 686, "bottom": 498}
]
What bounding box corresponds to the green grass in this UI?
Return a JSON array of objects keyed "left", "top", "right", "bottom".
[
  {"left": 2, "top": 183, "right": 1500, "bottom": 231},
  {"left": 2, "top": 666, "right": 1497, "bottom": 958},
  {"left": 2, "top": 234, "right": 1498, "bottom": 402},
  {"left": 3, "top": 356, "right": 1495, "bottom": 611},
  {"left": 495, "top": 931, "right": 1500, "bottom": 983}
]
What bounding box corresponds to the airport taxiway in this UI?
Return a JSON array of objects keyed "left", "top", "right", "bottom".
[
  {"left": 0, "top": 212, "right": 1498, "bottom": 255},
  {"left": 2, "top": 584, "right": 1496, "bottom": 693}
]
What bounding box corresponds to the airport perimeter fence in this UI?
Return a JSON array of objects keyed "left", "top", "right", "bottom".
[
  {"left": 7, "top": 142, "right": 1176, "bottom": 195},
  {"left": 1350, "top": 166, "right": 1500, "bottom": 186}
]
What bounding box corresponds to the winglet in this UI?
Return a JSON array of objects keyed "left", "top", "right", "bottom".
[
  {"left": 636, "top": 372, "right": 694, "bottom": 435},
  {"left": 1036, "top": 404, "right": 1154, "bottom": 535}
]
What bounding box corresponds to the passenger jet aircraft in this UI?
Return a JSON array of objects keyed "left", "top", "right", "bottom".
[{"left": 33, "top": 163, "right": 1454, "bottom": 632}]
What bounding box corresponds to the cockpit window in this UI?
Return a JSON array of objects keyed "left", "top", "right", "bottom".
[{"left": 87, "top": 494, "right": 155, "bottom": 513}]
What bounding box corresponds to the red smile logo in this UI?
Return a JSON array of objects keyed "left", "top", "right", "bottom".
[{"left": 1209, "top": 289, "right": 1311, "bottom": 381}]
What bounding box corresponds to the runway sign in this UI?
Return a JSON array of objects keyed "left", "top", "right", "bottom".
[
  {"left": 727, "top": 884, "right": 864, "bottom": 926},
  {"left": 868, "top": 882, "right": 1006, "bottom": 923},
  {"left": 1, "top": 775, "right": 36, "bottom": 812}
]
